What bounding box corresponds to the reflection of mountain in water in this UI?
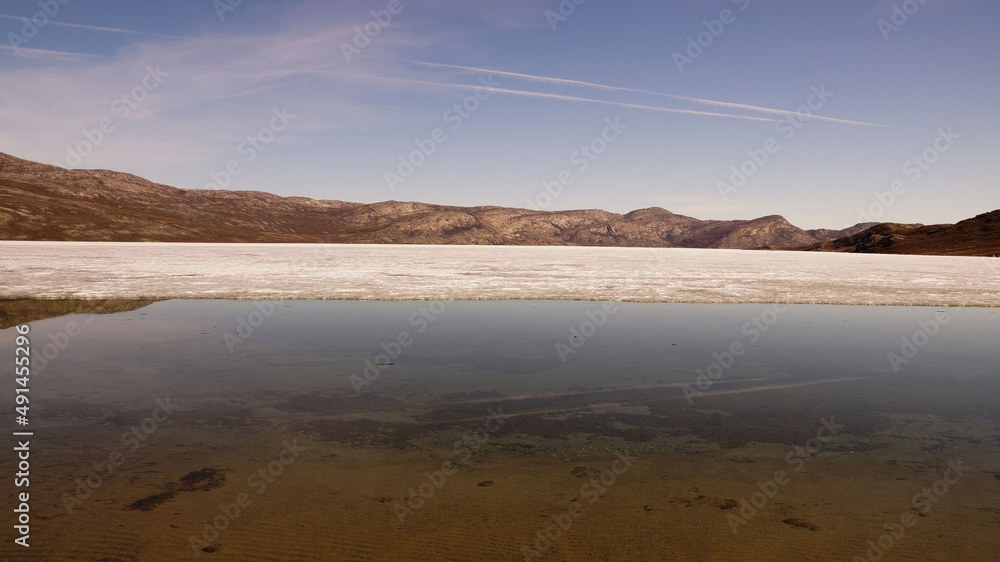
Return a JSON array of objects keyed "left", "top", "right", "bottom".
[{"left": 0, "top": 299, "right": 160, "bottom": 330}]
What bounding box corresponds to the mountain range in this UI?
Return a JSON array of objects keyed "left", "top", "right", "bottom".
[
  {"left": 1, "top": 151, "right": 996, "bottom": 255},
  {"left": 803, "top": 212, "right": 1000, "bottom": 256}
]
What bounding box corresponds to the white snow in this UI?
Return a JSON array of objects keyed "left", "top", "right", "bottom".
[{"left": 1, "top": 241, "right": 998, "bottom": 306}]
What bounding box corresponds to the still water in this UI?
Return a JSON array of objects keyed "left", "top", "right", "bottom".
[{"left": 1, "top": 299, "right": 998, "bottom": 560}]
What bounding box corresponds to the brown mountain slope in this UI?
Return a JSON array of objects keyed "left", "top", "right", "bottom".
[
  {"left": 803, "top": 211, "right": 1000, "bottom": 257},
  {"left": 2, "top": 151, "right": 859, "bottom": 248},
  {"left": 806, "top": 222, "right": 880, "bottom": 240}
]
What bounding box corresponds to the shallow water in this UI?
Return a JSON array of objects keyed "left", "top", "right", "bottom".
[{"left": 1, "top": 300, "right": 998, "bottom": 560}]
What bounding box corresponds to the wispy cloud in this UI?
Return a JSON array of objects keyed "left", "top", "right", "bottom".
[
  {"left": 0, "top": 6, "right": 436, "bottom": 171},
  {"left": 0, "top": 13, "right": 182, "bottom": 38},
  {"left": 419, "top": 0, "right": 551, "bottom": 30},
  {"left": 0, "top": 4, "right": 792, "bottom": 176},
  {"left": 0, "top": 0, "right": 934, "bottom": 193}
]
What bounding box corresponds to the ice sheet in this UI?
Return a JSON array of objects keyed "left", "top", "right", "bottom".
[{"left": 1, "top": 241, "right": 997, "bottom": 306}]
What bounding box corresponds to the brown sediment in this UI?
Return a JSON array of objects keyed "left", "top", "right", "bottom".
[
  {"left": 670, "top": 493, "right": 741, "bottom": 511},
  {"left": 18, "top": 424, "right": 998, "bottom": 561},
  {"left": 258, "top": 375, "right": 997, "bottom": 454},
  {"left": 276, "top": 391, "right": 408, "bottom": 415},
  {"left": 11, "top": 325, "right": 1000, "bottom": 560},
  {"left": 9, "top": 379, "right": 1000, "bottom": 562},
  {"left": 296, "top": 418, "right": 422, "bottom": 449}
]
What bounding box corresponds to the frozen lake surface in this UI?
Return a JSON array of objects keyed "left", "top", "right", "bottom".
[{"left": 1, "top": 241, "right": 997, "bottom": 306}]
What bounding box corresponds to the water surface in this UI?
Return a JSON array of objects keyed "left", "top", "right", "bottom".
[{"left": 1, "top": 300, "right": 998, "bottom": 560}]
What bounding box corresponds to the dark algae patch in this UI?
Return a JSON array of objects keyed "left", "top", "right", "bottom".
[
  {"left": 178, "top": 468, "right": 226, "bottom": 491},
  {"left": 782, "top": 518, "right": 821, "bottom": 531},
  {"left": 126, "top": 491, "right": 177, "bottom": 512},
  {"left": 126, "top": 468, "right": 227, "bottom": 511}
]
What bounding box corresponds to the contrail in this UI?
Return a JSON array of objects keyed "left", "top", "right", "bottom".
[
  {"left": 417, "top": 375, "right": 881, "bottom": 425},
  {"left": 424, "top": 377, "right": 777, "bottom": 408},
  {"left": 0, "top": 13, "right": 182, "bottom": 38},
  {"left": 404, "top": 60, "right": 906, "bottom": 131},
  {"left": 484, "top": 85, "right": 782, "bottom": 123},
  {"left": 321, "top": 70, "right": 782, "bottom": 124},
  {"left": 688, "top": 375, "right": 880, "bottom": 399},
  {"left": 0, "top": 43, "right": 101, "bottom": 59}
]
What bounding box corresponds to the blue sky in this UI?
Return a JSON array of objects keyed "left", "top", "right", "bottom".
[{"left": 0, "top": 0, "right": 996, "bottom": 229}]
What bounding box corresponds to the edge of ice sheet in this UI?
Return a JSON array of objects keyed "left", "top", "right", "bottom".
[{"left": 1, "top": 242, "right": 998, "bottom": 307}]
